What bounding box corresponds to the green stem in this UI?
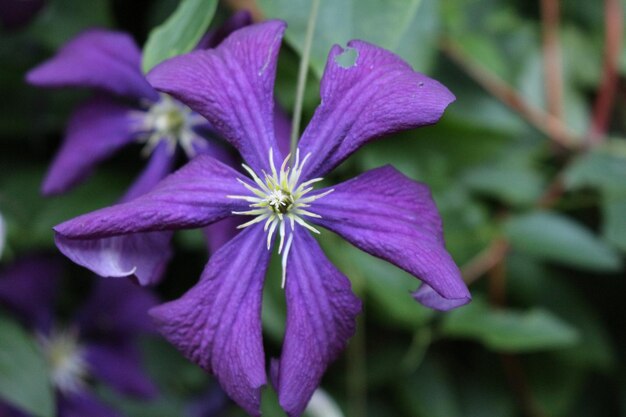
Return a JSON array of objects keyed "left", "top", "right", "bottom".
[{"left": 290, "top": 0, "right": 320, "bottom": 160}]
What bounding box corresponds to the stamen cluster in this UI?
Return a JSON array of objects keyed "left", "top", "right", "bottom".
[
  {"left": 229, "top": 149, "right": 333, "bottom": 286},
  {"left": 38, "top": 327, "right": 89, "bottom": 394},
  {"left": 130, "top": 93, "right": 205, "bottom": 158}
]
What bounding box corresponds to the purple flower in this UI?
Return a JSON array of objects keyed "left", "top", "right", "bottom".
[
  {"left": 0, "top": 255, "right": 159, "bottom": 417},
  {"left": 25, "top": 13, "right": 273, "bottom": 286},
  {"left": 53, "top": 21, "right": 471, "bottom": 417}
]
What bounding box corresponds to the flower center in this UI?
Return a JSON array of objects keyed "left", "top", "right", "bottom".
[
  {"left": 38, "top": 327, "right": 89, "bottom": 394},
  {"left": 130, "top": 93, "right": 206, "bottom": 158},
  {"left": 228, "top": 149, "right": 333, "bottom": 286}
]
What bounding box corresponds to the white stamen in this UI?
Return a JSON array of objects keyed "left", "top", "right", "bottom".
[
  {"left": 129, "top": 93, "right": 206, "bottom": 159},
  {"left": 38, "top": 327, "right": 89, "bottom": 394},
  {"left": 228, "top": 148, "right": 333, "bottom": 286}
]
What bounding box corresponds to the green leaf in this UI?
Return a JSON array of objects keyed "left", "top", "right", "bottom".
[
  {"left": 441, "top": 298, "right": 580, "bottom": 352},
  {"left": 0, "top": 314, "right": 54, "bottom": 417},
  {"left": 142, "top": 0, "right": 218, "bottom": 73},
  {"left": 504, "top": 211, "right": 622, "bottom": 272},
  {"left": 602, "top": 190, "right": 626, "bottom": 251},
  {"left": 258, "top": 0, "right": 439, "bottom": 77},
  {"left": 564, "top": 140, "right": 626, "bottom": 190}
]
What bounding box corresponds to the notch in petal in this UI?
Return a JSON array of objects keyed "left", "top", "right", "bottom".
[
  {"left": 41, "top": 96, "right": 138, "bottom": 196},
  {"left": 148, "top": 20, "right": 286, "bottom": 173},
  {"left": 298, "top": 41, "right": 455, "bottom": 180},
  {"left": 310, "top": 166, "right": 470, "bottom": 311},
  {"left": 275, "top": 228, "right": 361, "bottom": 417},
  {"left": 26, "top": 29, "right": 158, "bottom": 101},
  {"left": 150, "top": 225, "right": 270, "bottom": 416}
]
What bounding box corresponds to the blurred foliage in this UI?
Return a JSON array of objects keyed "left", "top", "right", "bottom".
[{"left": 1, "top": 0, "right": 626, "bottom": 416}]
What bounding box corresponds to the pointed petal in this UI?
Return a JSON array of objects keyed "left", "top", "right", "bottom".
[
  {"left": 0, "top": 256, "right": 62, "bottom": 331},
  {"left": 77, "top": 278, "right": 159, "bottom": 338},
  {"left": 147, "top": 21, "right": 286, "bottom": 173},
  {"left": 54, "top": 155, "right": 250, "bottom": 239},
  {"left": 55, "top": 231, "right": 172, "bottom": 286},
  {"left": 275, "top": 228, "right": 361, "bottom": 417},
  {"left": 26, "top": 29, "right": 158, "bottom": 100},
  {"left": 59, "top": 392, "right": 122, "bottom": 417},
  {"left": 298, "top": 41, "right": 455, "bottom": 180},
  {"left": 121, "top": 140, "right": 175, "bottom": 202},
  {"left": 41, "top": 96, "right": 138, "bottom": 196},
  {"left": 85, "top": 341, "right": 158, "bottom": 398},
  {"left": 310, "top": 166, "right": 470, "bottom": 311},
  {"left": 150, "top": 225, "right": 270, "bottom": 416}
]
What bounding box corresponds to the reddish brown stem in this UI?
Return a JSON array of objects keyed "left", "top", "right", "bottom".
[
  {"left": 540, "top": 0, "right": 564, "bottom": 121},
  {"left": 589, "top": 0, "right": 624, "bottom": 144},
  {"left": 440, "top": 38, "right": 581, "bottom": 150}
]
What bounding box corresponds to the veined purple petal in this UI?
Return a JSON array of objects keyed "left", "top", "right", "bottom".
[
  {"left": 150, "top": 225, "right": 270, "bottom": 416},
  {"left": 195, "top": 10, "right": 252, "bottom": 50},
  {"left": 274, "top": 105, "right": 292, "bottom": 157},
  {"left": 148, "top": 20, "right": 286, "bottom": 173},
  {"left": 275, "top": 228, "right": 361, "bottom": 417},
  {"left": 76, "top": 278, "right": 158, "bottom": 338},
  {"left": 41, "top": 96, "right": 137, "bottom": 196},
  {"left": 85, "top": 341, "right": 158, "bottom": 398},
  {"left": 54, "top": 155, "right": 249, "bottom": 240},
  {"left": 55, "top": 231, "right": 172, "bottom": 286},
  {"left": 59, "top": 392, "right": 122, "bottom": 417},
  {"left": 298, "top": 41, "right": 455, "bottom": 180},
  {"left": 0, "top": 255, "right": 62, "bottom": 331},
  {"left": 310, "top": 166, "right": 470, "bottom": 311},
  {"left": 26, "top": 29, "right": 158, "bottom": 100},
  {"left": 121, "top": 140, "right": 175, "bottom": 202}
]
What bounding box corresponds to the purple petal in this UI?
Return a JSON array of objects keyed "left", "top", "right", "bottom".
[
  {"left": 54, "top": 155, "right": 249, "bottom": 239},
  {"left": 76, "top": 278, "right": 158, "bottom": 338},
  {"left": 310, "top": 166, "right": 470, "bottom": 311},
  {"left": 0, "top": 255, "right": 62, "bottom": 331},
  {"left": 85, "top": 341, "right": 158, "bottom": 398},
  {"left": 59, "top": 392, "right": 122, "bottom": 417},
  {"left": 274, "top": 105, "right": 292, "bottom": 157},
  {"left": 55, "top": 231, "right": 172, "bottom": 286},
  {"left": 298, "top": 41, "right": 455, "bottom": 180},
  {"left": 195, "top": 10, "right": 252, "bottom": 49},
  {"left": 121, "top": 140, "right": 175, "bottom": 202},
  {"left": 150, "top": 225, "right": 270, "bottom": 416},
  {"left": 26, "top": 29, "right": 158, "bottom": 100},
  {"left": 202, "top": 217, "right": 240, "bottom": 255},
  {"left": 41, "top": 96, "right": 137, "bottom": 196},
  {"left": 147, "top": 21, "right": 286, "bottom": 173},
  {"left": 275, "top": 228, "right": 361, "bottom": 417}
]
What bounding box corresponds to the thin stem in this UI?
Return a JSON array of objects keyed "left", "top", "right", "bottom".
[
  {"left": 290, "top": 0, "right": 320, "bottom": 160},
  {"left": 540, "top": 0, "right": 563, "bottom": 121},
  {"left": 589, "top": 0, "right": 624, "bottom": 144},
  {"left": 440, "top": 38, "right": 581, "bottom": 150}
]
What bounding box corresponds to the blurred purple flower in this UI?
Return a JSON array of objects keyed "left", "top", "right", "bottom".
[
  {"left": 53, "top": 21, "right": 470, "bottom": 417},
  {"left": 0, "top": 0, "right": 44, "bottom": 30},
  {"left": 25, "top": 12, "right": 283, "bottom": 286},
  {"left": 0, "top": 255, "right": 159, "bottom": 417}
]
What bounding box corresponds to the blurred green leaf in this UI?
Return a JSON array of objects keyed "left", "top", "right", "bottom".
[
  {"left": 441, "top": 298, "right": 580, "bottom": 352},
  {"left": 259, "top": 0, "right": 439, "bottom": 77},
  {"left": 602, "top": 190, "right": 626, "bottom": 251},
  {"left": 142, "top": 0, "right": 218, "bottom": 73},
  {"left": 507, "top": 254, "right": 615, "bottom": 371},
  {"left": 504, "top": 211, "right": 622, "bottom": 272},
  {"left": 0, "top": 314, "right": 54, "bottom": 417},
  {"left": 564, "top": 140, "right": 626, "bottom": 190},
  {"left": 398, "top": 356, "right": 461, "bottom": 417},
  {"left": 28, "top": 0, "right": 113, "bottom": 50}
]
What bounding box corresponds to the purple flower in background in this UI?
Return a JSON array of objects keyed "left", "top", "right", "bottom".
[
  {"left": 25, "top": 12, "right": 272, "bottom": 286},
  {"left": 0, "top": 255, "right": 159, "bottom": 417},
  {"left": 53, "top": 21, "right": 471, "bottom": 417}
]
